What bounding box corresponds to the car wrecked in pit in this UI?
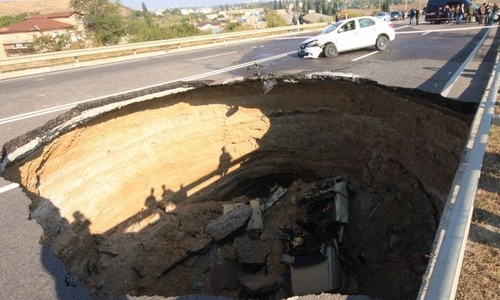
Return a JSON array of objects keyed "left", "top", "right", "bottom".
[
  {"left": 297, "top": 16, "right": 396, "bottom": 59},
  {"left": 277, "top": 177, "right": 362, "bottom": 296}
]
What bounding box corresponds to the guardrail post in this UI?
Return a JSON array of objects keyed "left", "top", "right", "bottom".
[
  {"left": 493, "top": 115, "right": 500, "bottom": 126},
  {"left": 74, "top": 56, "right": 79, "bottom": 63}
]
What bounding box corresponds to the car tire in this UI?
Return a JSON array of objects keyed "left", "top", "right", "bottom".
[
  {"left": 375, "top": 36, "right": 389, "bottom": 51},
  {"left": 323, "top": 43, "right": 338, "bottom": 58}
]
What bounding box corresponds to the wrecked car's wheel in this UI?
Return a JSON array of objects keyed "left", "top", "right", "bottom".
[
  {"left": 375, "top": 36, "right": 389, "bottom": 51},
  {"left": 323, "top": 43, "right": 338, "bottom": 58}
]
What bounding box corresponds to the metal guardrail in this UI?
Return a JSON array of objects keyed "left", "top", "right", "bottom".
[
  {"left": 418, "top": 53, "right": 500, "bottom": 299},
  {"left": 0, "top": 23, "right": 327, "bottom": 74}
]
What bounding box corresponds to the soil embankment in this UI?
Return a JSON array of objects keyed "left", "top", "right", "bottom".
[{"left": 0, "top": 75, "right": 477, "bottom": 299}]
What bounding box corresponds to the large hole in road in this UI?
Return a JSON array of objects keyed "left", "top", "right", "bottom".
[{"left": 1, "top": 75, "right": 477, "bottom": 300}]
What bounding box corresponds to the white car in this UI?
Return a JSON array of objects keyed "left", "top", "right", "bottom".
[
  {"left": 297, "top": 16, "right": 396, "bottom": 59},
  {"left": 375, "top": 11, "right": 391, "bottom": 22}
]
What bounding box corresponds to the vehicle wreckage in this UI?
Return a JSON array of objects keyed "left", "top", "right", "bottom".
[{"left": 205, "top": 176, "right": 358, "bottom": 297}]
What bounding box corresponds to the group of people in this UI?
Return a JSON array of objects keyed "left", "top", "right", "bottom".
[
  {"left": 437, "top": 2, "right": 499, "bottom": 25},
  {"left": 477, "top": 2, "right": 499, "bottom": 24},
  {"left": 408, "top": 8, "right": 421, "bottom": 25}
]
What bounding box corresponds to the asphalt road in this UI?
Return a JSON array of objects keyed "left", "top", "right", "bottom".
[{"left": 0, "top": 21, "right": 498, "bottom": 300}]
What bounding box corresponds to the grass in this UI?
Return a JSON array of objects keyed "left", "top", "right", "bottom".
[{"left": 456, "top": 100, "right": 500, "bottom": 299}]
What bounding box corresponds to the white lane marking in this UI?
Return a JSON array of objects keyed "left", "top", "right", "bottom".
[
  {"left": 0, "top": 51, "right": 295, "bottom": 126},
  {"left": 395, "top": 25, "right": 411, "bottom": 30},
  {"left": 0, "top": 183, "right": 19, "bottom": 194},
  {"left": 396, "top": 24, "right": 495, "bottom": 35},
  {"left": 440, "top": 27, "right": 491, "bottom": 97},
  {"left": 352, "top": 51, "right": 379, "bottom": 61},
  {"left": 191, "top": 51, "right": 238, "bottom": 61}
]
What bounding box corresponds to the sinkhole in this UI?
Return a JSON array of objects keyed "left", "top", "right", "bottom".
[{"left": 0, "top": 75, "right": 477, "bottom": 300}]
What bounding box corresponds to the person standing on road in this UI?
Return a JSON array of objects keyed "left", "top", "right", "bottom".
[
  {"left": 479, "top": 2, "right": 487, "bottom": 24},
  {"left": 467, "top": 4, "right": 475, "bottom": 23},
  {"left": 493, "top": 3, "right": 499, "bottom": 23},
  {"left": 444, "top": 5, "right": 452, "bottom": 23},
  {"left": 456, "top": 3, "right": 465, "bottom": 24},
  {"left": 486, "top": 2, "right": 493, "bottom": 24},
  {"left": 298, "top": 14, "right": 305, "bottom": 31},
  {"left": 409, "top": 8, "right": 416, "bottom": 25},
  {"left": 416, "top": 8, "right": 420, "bottom": 25}
]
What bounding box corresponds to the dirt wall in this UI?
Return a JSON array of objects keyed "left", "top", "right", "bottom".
[{"left": 0, "top": 76, "right": 477, "bottom": 299}]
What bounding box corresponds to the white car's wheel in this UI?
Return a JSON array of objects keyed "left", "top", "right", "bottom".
[
  {"left": 375, "top": 36, "right": 389, "bottom": 51},
  {"left": 323, "top": 43, "right": 338, "bottom": 58}
]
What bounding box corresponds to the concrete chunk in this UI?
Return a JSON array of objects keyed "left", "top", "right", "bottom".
[{"left": 205, "top": 204, "right": 252, "bottom": 241}]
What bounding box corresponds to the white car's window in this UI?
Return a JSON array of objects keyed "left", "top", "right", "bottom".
[
  {"left": 358, "top": 18, "right": 376, "bottom": 29},
  {"left": 340, "top": 20, "right": 356, "bottom": 31},
  {"left": 321, "top": 23, "right": 340, "bottom": 34}
]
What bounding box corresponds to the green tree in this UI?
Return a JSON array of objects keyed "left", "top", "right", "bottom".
[
  {"left": 0, "top": 13, "right": 27, "bottom": 27},
  {"left": 381, "top": 0, "right": 391, "bottom": 12},
  {"left": 264, "top": 10, "right": 288, "bottom": 27},
  {"left": 164, "top": 22, "right": 204, "bottom": 39},
  {"left": 142, "top": 2, "right": 154, "bottom": 27},
  {"left": 28, "top": 33, "right": 72, "bottom": 53},
  {"left": 70, "top": 0, "right": 124, "bottom": 46}
]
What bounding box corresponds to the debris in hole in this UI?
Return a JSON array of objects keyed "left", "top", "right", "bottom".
[
  {"left": 205, "top": 204, "right": 252, "bottom": 242},
  {"left": 1, "top": 77, "right": 472, "bottom": 299},
  {"left": 279, "top": 177, "right": 356, "bottom": 296},
  {"left": 262, "top": 79, "right": 278, "bottom": 94}
]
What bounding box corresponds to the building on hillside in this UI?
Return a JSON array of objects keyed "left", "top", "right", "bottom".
[
  {"left": 0, "top": 11, "right": 85, "bottom": 58},
  {"left": 150, "top": 9, "right": 165, "bottom": 16},
  {"left": 218, "top": 8, "right": 265, "bottom": 19},
  {"left": 198, "top": 7, "right": 213, "bottom": 14},
  {"left": 196, "top": 21, "right": 225, "bottom": 34},
  {"left": 180, "top": 8, "right": 195, "bottom": 15}
]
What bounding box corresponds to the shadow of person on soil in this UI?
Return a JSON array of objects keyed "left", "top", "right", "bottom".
[
  {"left": 37, "top": 197, "right": 129, "bottom": 299},
  {"left": 218, "top": 146, "right": 232, "bottom": 178}
]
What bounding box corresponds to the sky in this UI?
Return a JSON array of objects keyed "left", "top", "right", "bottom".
[
  {"left": 0, "top": 1, "right": 255, "bottom": 11},
  {"left": 118, "top": 0, "right": 251, "bottom": 10}
]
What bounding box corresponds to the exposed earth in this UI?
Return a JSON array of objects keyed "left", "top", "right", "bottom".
[{"left": 0, "top": 75, "right": 478, "bottom": 300}]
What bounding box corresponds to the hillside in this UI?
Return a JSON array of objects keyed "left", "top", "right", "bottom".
[{"left": 0, "top": 0, "right": 71, "bottom": 15}]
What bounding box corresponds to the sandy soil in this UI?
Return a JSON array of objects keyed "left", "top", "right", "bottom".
[{"left": 1, "top": 77, "right": 479, "bottom": 299}]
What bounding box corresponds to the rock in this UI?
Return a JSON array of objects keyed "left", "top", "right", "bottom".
[
  {"left": 205, "top": 204, "right": 252, "bottom": 241},
  {"left": 233, "top": 234, "right": 268, "bottom": 267},
  {"left": 192, "top": 280, "right": 204, "bottom": 291},
  {"left": 141, "top": 240, "right": 154, "bottom": 252},
  {"left": 211, "top": 261, "right": 241, "bottom": 293},
  {"left": 260, "top": 233, "right": 269, "bottom": 242},
  {"left": 238, "top": 272, "right": 282, "bottom": 296}
]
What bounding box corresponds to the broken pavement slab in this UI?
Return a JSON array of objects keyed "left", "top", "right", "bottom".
[{"left": 205, "top": 204, "right": 252, "bottom": 241}]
